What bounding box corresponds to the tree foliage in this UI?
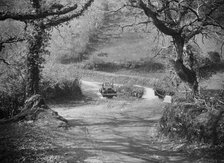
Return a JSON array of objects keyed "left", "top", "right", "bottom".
[
  {"left": 0, "top": 0, "right": 95, "bottom": 97},
  {"left": 123, "top": 0, "right": 224, "bottom": 94}
]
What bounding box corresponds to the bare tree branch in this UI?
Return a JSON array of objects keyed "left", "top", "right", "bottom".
[
  {"left": 0, "top": 37, "right": 25, "bottom": 44},
  {"left": 221, "top": 41, "right": 224, "bottom": 57},
  {"left": 108, "top": 4, "right": 127, "bottom": 14},
  {"left": 137, "top": 0, "right": 178, "bottom": 36},
  {"left": 120, "top": 20, "right": 151, "bottom": 32},
  {"left": 182, "top": 6, "right": 201, "bottom": 20},
  {"left": 0, "top": 37, "right": 25, "bottom": 52},
  {"left": 0, "top": 36, "right": 25, "bottom": 66},
  {"left": 0, "top": 58, "right": 10, "bottom": 65}
]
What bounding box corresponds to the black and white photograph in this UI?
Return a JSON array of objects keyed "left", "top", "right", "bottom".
[{"left": 0, "top": 0, "right": 224, "bottom": 162}]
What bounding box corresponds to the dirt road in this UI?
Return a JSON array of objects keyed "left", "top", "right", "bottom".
[{"left": 51, "top": 81, "right": 199, "bottom": 163}]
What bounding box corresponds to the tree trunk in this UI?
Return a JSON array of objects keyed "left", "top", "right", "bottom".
[
  {"left": 26, "top": 23, "right": 44, "bottom": 98},
  {"left": 172, "top": 36, "right": 199, "bottom": 95},
  {"left": 26, "top": 53, "right": 40, "bottom": 97}
]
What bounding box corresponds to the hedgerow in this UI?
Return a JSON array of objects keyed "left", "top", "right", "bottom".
[
  {"left": 160, "top": 89, "right": 224, "bottom": 145},
  {"left": 116, "top": 85, "right": 144, "bottom": 99}
]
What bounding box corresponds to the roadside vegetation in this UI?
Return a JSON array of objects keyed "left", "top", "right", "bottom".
[
  {"left": 159, "top": 89, "right": 224, "bottom": 158},
  {"left": 116, "top": 84, "right": 144, "bottom": 99},
  {"left": 80, "top": 57, "right": 165, "bottom": 73},
  {"left": 41, "top": 77, "right": 82, "bottom": 102},
  {"left": 0, "top": 76, "right": 83, "bottom": 119},
  {"left": 1, "top": 0, "right": 224, "bottom": 162}
]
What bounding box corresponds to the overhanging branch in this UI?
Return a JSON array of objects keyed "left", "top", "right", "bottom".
[
  {"left": 0, "top": 37, "right": 25, "bottom": 44},
  {"left": 0, "top": 58, "right": 10, "bottom": 65},
  {"left": 137, "top": 0, "right": 178, "bottom": 36},
  {"left": 0, "top": 4, "right": 78, "bottom": 21},
  {"left": 44, "top": 0, "right": 94, "bottom": 28},
  {"left": 120, "top": 20, "right": 151, "bottom": 32},
  {"left": 0, "top": 36, "right": 25, "bottom": 52}
]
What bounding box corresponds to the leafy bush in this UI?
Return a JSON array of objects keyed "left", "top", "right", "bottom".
[
  {"left": 153, "top": 74, "right": 178, "bottom": 99},
  {"left": 0, "top": 68, "right": 83, "bottom": 119},
  {"left": 132, "top": 59, "right": 165, "bottom": 72},
  {"left": 0, "top": 75, "right": 83, "bottom": 119},
  {"left": 0, "top": 91, "right": 25, "bottom": 119},
  {"left": 57, "top": 53, "right": 83, "bottom": 64},
  {"left": 208, "top": 51, "right": 221, "bottom": 63},
  {"left": 160, "top": 89, "right": 224, "bottom": 145},
  {"left": 83, "top": 59, "right": 119, "bottom": 72},
  {"left": 0, "top": 80, "right": 26, "bottom": 119},
  {"left": 198, "top": 60, "right": 224, "bottom": 80},
  {"left": 83, "top": 57, "right": 165, "bottom": 72},
  {"left": 0, "top": 65, "right": 26, "bottom": 119},
  {"left": 40, "top": 77, "right": 83, "bottom": 101},
  {"left": 97, "top": 52, "right": 108, "bottom": 57},
  {"left": 116, "top": 85, "right": 144, "bottom": 98}
]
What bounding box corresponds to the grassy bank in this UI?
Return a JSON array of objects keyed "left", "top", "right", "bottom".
[{"left": 43, "top": 63, "right": 166, "bottom": 88}]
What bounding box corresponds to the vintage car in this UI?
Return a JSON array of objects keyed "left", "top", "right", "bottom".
[{"left": 99, "top": 82, "right": 117, "bottom": 98}]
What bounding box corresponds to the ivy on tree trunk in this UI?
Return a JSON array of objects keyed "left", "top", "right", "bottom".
[
  {"left": 127, "top": 0, "right": 224, "bottom": 95},
  {"left": 0, "top": 0, "right": 95, "bottom": 99},
  {"left": 26, "top": 22, "right": 44, "bottom": 97},
  {"left": 173, "top": 36, "right": 199, "bottom": 95}
]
